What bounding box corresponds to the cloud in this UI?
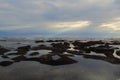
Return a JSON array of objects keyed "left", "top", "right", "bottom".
[
  {"left": 99, "top": 17, "right": 120, "bottom": 31},
  {"left": 0, "top": 0, "right": 120, "bottom": 38},
  {"left": 29, "top": 0, "right": 115, "bottom": 9},
  {"left": 0, "top": 25, "right": 33, "bottom": 31},
  {"left": 47, "top": 21, "right": 91, "bottom": 29}
]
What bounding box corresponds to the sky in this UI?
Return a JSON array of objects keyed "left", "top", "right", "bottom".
[{"left": 0, "top": 0, "right": 120, "bottom": 38}]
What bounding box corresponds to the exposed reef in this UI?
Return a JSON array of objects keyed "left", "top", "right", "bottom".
[{"left": 0, "top": 39, "right": 120, "bottom": 67}]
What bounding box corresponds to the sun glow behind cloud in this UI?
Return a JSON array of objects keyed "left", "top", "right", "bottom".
[
  {"left": 46, "top": 21, "right": 91, "bottom": 36},
  {"left": 100, "top": 18, "right": 120, "bottom": 31},
  {"left": 48, "top": 21, "right": 91, "bottom": 29}
]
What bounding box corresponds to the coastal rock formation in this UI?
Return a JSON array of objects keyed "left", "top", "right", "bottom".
[
  {"left": 32, "top": 45, "right": 51, "bottom": 50},
  {"left": 51, "top": 42, "right": 70, "bottom": 53},
  {"left": 0, "top": 46, "right": 10, "bottom": 55},
  {"left": 29, "top": 52, "right": 40, "bottom": 56},
  {"left": 116, "top": 50, "right": 120, "bottom": 56},
  {"left": 0, "top": 39, "right": 120, "bottom": 67},
  {"left": 38, "top": 54, "right": 77, "bottom": 65},
  {"left": 16, "top": 45, "right": 31, "bottom": 54},
  {"left": 0, "top": 61, "right": 13, "bottom": 67}
]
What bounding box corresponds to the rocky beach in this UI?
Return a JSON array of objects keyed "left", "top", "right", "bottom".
[{"left": 0, "top": 38, "right": 120, "bottom": 80}]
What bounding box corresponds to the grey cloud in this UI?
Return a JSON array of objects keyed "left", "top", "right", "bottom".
[{"left": 0, "top": 0, "right": 120, "bottom": 37}]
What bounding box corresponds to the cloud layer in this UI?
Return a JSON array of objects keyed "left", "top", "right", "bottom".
[
  {"left": 100, "top": 18, "right": 120, "bottom": 31},
  {"left": 48, "top": 21, "right": 91, "bottom": 29},
  {"left": 0, "top": 0, "right": 120, "bottom": 37}
]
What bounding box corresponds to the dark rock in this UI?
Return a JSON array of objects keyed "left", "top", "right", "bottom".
[
  {"left": 63, "top": 42, "right": 70, "bottom": 47},
  {"left": 12, "top": 55, "right": 27, "bottom": 62},
  {"left": 66, "top": 50, "right": 83, "bottom": 55},
  {"left": 0, "top": 47, "right": 10, "bottom": 55},
  {"left": 51, "top": 48, "right": 67, "bottom": 53},
  {"left": 26, "top": 53, "right": 77, "bottom": 66},
  {"left": 46, "top": 40, "right": 55, "bottom": 42},
  {"left": 72, "top": 40, "right": 104, "bottom": 49},
  {"left": 6, "top": 52, "right": 19, "bottom": 55},
  {"left": 89, "top": 47, "right": 114, "bottom": 53},
  {"left": 87, "top": 47, "right": 114, "bottom": 58},
  {"left": 29, "top": 52, "right": 39, "bottom": 56},
  {"left": 40, "top": 54, "right": 52, "bottom": 61},
  {"left": 26, "top": 54, "right": 52, "bottom": 63},
  {"left": 35, "top": 40, "right": 44, "bottom": 43},
  {"left": 39, "top": 54, "right": 77, "bottom": 66},
  {"left": 116, "top": 50, "right": 120, "bottom": 56},
  {"left": 0, "top": 61, "right": 13, "bottom": 67},
  {"left": 32, "top": 45, "right": 51, "bottom": 50},
  {"left": 46, "top": 40, "right": 65, "bottom": 42},
  {"left": 111, "top": 41, "right": 120, "bottom": 45},
  {"left": 51, "top": 42, "right": 70, "bottom": 53},
  {"left": 54, "top": 40, "right": 65, "bottom": 42},
  {"left": 95, "top": 43, "right": 111, "bottom": 48},
  {"left": 1, "top": 55, "right": 9, "bottom": 58},
  {"left": 16, "top": 45, "right": 31, "bottom": 54},
  {"left": 51, "top": 42, "right": 70, "bottom": 48},
  {"left": 87, "top": 40, "right": 105, "bottom": 45}
]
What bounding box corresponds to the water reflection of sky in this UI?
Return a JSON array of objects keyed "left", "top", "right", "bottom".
[{"left": 0, "top": 56, "right": 120, "bottom": 80}]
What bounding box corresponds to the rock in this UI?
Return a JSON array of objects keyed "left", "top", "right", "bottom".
[
  {"left": 89, "top": 47, "right": 114, "bottom": 53},
  {"left": 29, "top": 52, "right": 39, "bottom": 56},
  {"left": 51, "top": 42, "right": 70, "bottom": 53},
  {"left": 16, "top": 45, "right": 31, "bottom": 54},
  {"left": 35, "top": 40, "right": 44, "bottom": 43},
  {"left": 0, "top": 47, "right": 10, "bottom": 55},
  {"left": 32, "top": 45, "right": 51, "bottom": 50},
  {"left": 1, "top": 55, "right": 9, "bottom": 58},
  {"left": 111, "top": 41, "right": 120, "bottom": 45},
  {"left": 87, "top": 40, "right": 104, "bottom": 45},
  {"left": 46, "top": 40, "right": 55, "bottom": 42},
  {"left": 46, "top": 40, "right": 65, "bottom": 42},
  {"left": 72, "top": 40, "right": 104, "bottom": 49},
  {"left": 51, "top": 42, "right": 70, "bottom": 48},
  {"left": 6, "top": 52, "right": 19, "bottom": 55},
  {"left": 66, "top": 50, "right": 83, "bottom": 55},
  {"left": 116, "top": 50, "right": 120, "bottom": 56},
  {"left": 51, "top": 48, "right": 66, "bottom": 53},
  {"left": 39, "top": 54, "right": 77, "bottom": 66},
  {"left": 12, "top": 55, "right": 26, "bottom": 62},
  {"left": 63, "top": 42, "right": 70, "bottom": 47},
  {"left": 0, "top": 61, "right": 13, "bottom": 67},
  {"left": 88, "top": 47, "right": 114, "bottom": 58},
  {"left": 27, "top": 54, "right": 77, "bottom": 66},
  {"left": 54, "top": 40, "right": 65, "bottom": 42}
]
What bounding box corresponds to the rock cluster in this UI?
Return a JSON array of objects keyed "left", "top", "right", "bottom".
[{"left": 0, "top": 40, "right": 120, "bottom": 67}]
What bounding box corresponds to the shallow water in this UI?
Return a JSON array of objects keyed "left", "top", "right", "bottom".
[
  {"left": 0, "top": 40, "right": 120, "bottom": 80},
  {"left": 0, "top": 57, "right": 120, "bottom": 80}
]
